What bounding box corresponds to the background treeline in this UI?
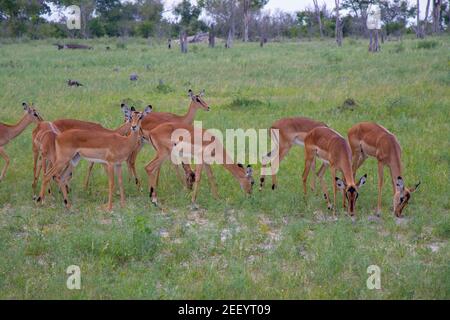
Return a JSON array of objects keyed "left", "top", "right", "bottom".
[{"left": 0, "top": 0, "right": 449, "bottom": 41}]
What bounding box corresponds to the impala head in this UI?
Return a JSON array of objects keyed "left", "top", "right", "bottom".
[
  {"left": 394, "top": 176, "right": 420, "bottom": 217},
  {"left": 336, "top": 174, "right": 367, "bottom": 216},
  {"left": 237, "top": 163, "right": 254, "bottom": 194},
  {"left": 188, "top": 89, "right": 210, "bottom": 111},
  {"left": 130, "top": 105, "right": 152, "bottom": 132},
  {"left": 22, "top": 102, "right": 43, "bottom": 122}
]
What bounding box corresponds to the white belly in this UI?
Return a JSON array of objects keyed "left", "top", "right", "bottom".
[{"left": 293, "top": 138, "right": 304, "bottom": 146}]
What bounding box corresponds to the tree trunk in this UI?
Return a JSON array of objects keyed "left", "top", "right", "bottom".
[
  {"left": 368, "top": 30, "right": 380, "bottom": 52},
  {"left": 432, "top": 0, "right": 442, "bottom": 33},
  {"left": 226, "top": 1, "right": 235, "bottom": 48},
  {"left": 335, "top": 0, "right": 342, "bottom": 46},
  {"left": 209, "top": 25, "right": 215, "bottom": 48},
  {"left": 243, "top": 0, "right": 250, "bottom": 42},
  {"left": 312, "top": 0, "right": 324, "bottom": 38},
  {"left": 416, "top": 0, "right": 423, "bottom": 38},
  {"left": 180, "top": 31, "right": 188, "bottom": 53},
  {"left": 423, "top": 0, "right": 431, "bottom": 35}
]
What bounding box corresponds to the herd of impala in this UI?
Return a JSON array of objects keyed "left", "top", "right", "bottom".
[{"left": 0, "top": 90, "right": 420, "bottom": 218}]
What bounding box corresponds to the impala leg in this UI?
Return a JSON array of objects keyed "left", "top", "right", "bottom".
[
  {"left": 105, "top": 164, "right": 115, "bottom": 212},
  {"left": 204, "top": 164, "right": 219, "bottom": 199},
  {"left": 0, "top": 147, "right": 10, "bottom": 181},
  {"left": 302, "top": 153, "right": 314, "bottom": 196},
  {"left": 192, "top": 164, "right": 203, "bottom": 204},
  {"left": 37, "top": 158, "right": 70, "bottom": 205},
  {"left": 270, "top": 143, "right": 291, "bottom": 190},
  {"left": 145, "top": 154, "right": 166, "bottom": 206},
  {"left": 127, "top": 146, "right": 141, "bottom": 190},
  {"left": 182, "top": 162, "right": 195, "bottom": 190},
  {"left": 317, "top": 162, "right": 331, "bottom": 209},
  {"left": 32, "top": 146, "right": 40, "bottom": 191},
  {"left": 376, "top": 161, "right": 384, "bottom": 216},
  {"left": 331, "top": 166, "right": 337, "bottom": 217},
  {"left": 42, "top": 156, "right": 52, "bottom": 195},
  {"left": 116, "top": 164, "right": 126, "bottom": 208},
  {"left": 84, "top": 162, "right": 95, "bottom": 190},
  {"left": 33, "top": 155, "right": 42, "bottom": 195}
]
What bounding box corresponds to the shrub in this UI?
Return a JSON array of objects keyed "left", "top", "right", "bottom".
[{"left": 416, "top": 40, "right": 439, "bottom": 50}]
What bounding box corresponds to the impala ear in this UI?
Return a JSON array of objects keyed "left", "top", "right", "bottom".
[
  {"left": 188, "top": 89, "right": 194, "bottom": 99},
  {"left": 246, "top": 165, "right": 253, "bottom": 177},
  {"left": 22, "top": 102, "right": 29, "bottom": 111},
  {"left": 143, "top": 105, "right": 152, "bottom": 115},
  {"left": 199, "top": 89, "right": 205, "bottom": 97},
  {"left": 410, "top": 181, "right": 421, "bottom": 193},
  {"left": 396, "top": 176, "right": 405, "bottom": 192},
  {"left": 130, "top": 106, "right": 136, "bottom": 112},
  {"left": 357, "top": 174, "right": 367, "bottom": 188},
  {"left": 121, "top": 104, "right": 131, "bottom": 120},
  {"left": 335, "top": 177, "right": 346, "bottom": 190}
]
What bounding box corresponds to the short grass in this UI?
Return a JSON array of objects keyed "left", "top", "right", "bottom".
[{"left": 0, "top": 36, "right": 449, "bottom": 299}]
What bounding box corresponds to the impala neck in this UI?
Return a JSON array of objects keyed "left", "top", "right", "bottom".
[
  {"left": 340, "top": 147, "right": 356, "bottom": 186},
  {"left": 182, "top": 101, "right": 198, "bottom": 123},
  {"left": 223, "top": 163, "right": 247, "bottom": 181},
  {"left": 211, "top": 147, "right": 244, "bottom": 181},
  {"left": 389, "top": 149, "right": 403, "bottom": 181},
  {"left": 115, "top": 122, "right": 131, "bottom": 135},
  {"left": 6, "top": 113, "right": 34, "bottom": 141}
]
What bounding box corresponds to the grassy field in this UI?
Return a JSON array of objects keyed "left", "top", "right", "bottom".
[{"left": 0, "top": 37, "right": 449, "bottom": 299}]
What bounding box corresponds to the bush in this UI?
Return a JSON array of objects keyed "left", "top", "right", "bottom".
[{"left": 416, "top": 40, "right": 439, "bottom": 50}]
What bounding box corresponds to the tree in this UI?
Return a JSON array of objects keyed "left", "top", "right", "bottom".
[
  {"left": 341, "top": 0, "right": 373, "bottom": 36},
  {"left": 432, "top": 0, "right": 443, "bottom": 33},
  {"left": 335, "top": 0, "right": 343, "bottom": 45},
  {"left": 241, "top": 0, "right": 268, "bottom": 42},
  {"left": 204, "top": 0, "right": 238, "bottom": 48},
  {"left": 173, "top": 0, "right": 206, "bottom": 35},
  {"left": 0, "top": 0, "right": 50, "bottom": 37},
  {"left": 379, "top": 0, "right": 415, "bottom": 38},
  {"left": 49, "top": 0, "right": 96, "bottom": 38},
  {"left": 312, "top": 0, "right": 324, "bottom": 37}
]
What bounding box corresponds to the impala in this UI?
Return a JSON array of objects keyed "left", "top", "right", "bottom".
[
  {"left": 144, "top": 122, "right": 254, "bottom": 206},
  {"left": 302, "top": 126, "right": 367, "bottom": 218},
  {"left": 259, "top": 117, "right": 328, "bottom": 191},
  {"left": 36, "top": 107, "right": 151, "bottom": 211},
  {"left": 137, "top": 89, "right": 210, "bottom": 189},
  {"left": 32, "top": 104, "right": 138, "bottom": 194},
  {"left": 1, "top": 103, "right": 43, "bottom": 181},
  {"left": 348, "top": 122, "right": 420, "bottom": 217}
]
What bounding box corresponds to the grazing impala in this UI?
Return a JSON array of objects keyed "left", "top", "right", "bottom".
[
  {"left": 31, "top": 104, "right": 137, "bottom": 194},
  {"left": 1, "top": 103, "right": 43, "bottom": 181},
  {"left": 348, "top": 122, "right": 420, "bottom": 217},
  {"left": 302, "top": 126, "right": 367, "bottom": 218},
  {"left": 260, "top": 117, "right": 328, "bottom": 191},
  {"left": 144, "top": 122, "right": 254, "bottom": 206},
  {"left": 36, "top": 107, "right": 151, "bottom": 211},
  {"left": 137, "top": 89, "right": 210, "bottom": 189}
]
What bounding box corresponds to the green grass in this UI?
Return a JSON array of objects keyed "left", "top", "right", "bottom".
[{"left": 0, "top": 37, "right": 449, "bottom": 299}]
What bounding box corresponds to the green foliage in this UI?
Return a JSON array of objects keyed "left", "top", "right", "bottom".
[{"left": 416, "top": 40, "right": 439, "bottom": 50}]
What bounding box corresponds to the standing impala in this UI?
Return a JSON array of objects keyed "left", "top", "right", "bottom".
[
  {"left": 137, "top": 89, "right": 210, "bottom": 189},
  {"left": 302, "top": 126, "right": 367, "bottom": 218},
  {"left": 348, "top": 122, "right": 420, "bottom": 217},
  {"left": 31, "top": 104, "right": 136, "bottom": 194},
  {"left": 1, "top": 103, "right": 43, "bottom": 181},
  {"left": 145, "top": 122, "right": 254, "bottom": 206},
  {"left": 36, "top": 107, "right": 151, "bottom": 211},
  {"left": 259, "top": 117, "right": 328, "bottom": 191}
]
